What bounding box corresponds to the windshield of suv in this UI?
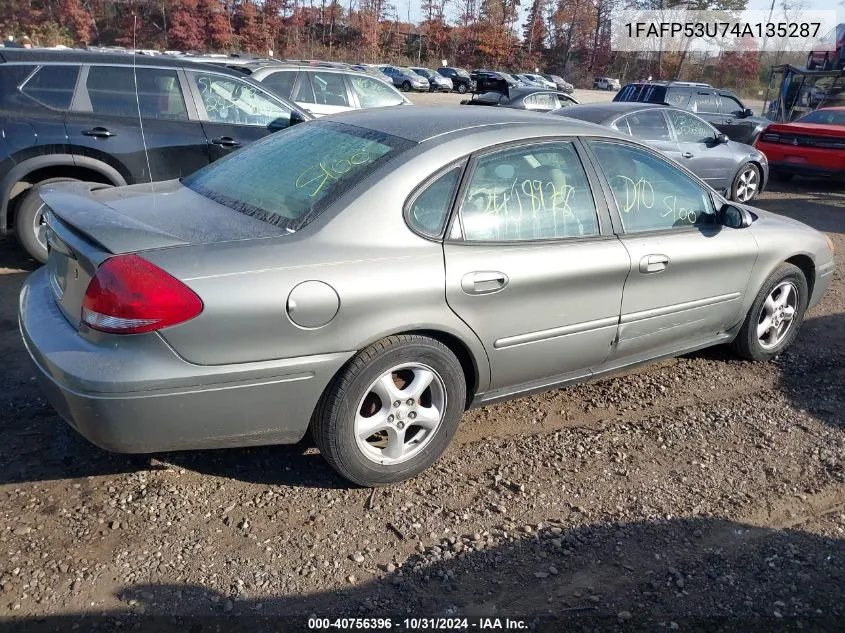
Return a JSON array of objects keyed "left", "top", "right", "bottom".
[
  {"left": 182, "top": 122, "right": 413, "bottom": 230},
  {"left": 797, "top": 109, "right": 845, "bottom": 125}
]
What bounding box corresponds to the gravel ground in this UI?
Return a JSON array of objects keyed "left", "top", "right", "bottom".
[{"left": 0, "top": 177, "right": 842, "bottom": 630}]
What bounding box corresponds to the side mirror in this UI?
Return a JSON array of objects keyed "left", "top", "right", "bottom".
[
  {"left": 744, "top": 108, "right": 754, "bottom": 117},
  {"left": 717, "top": 203, "right": 753, "bottom": 228},
  {"left": 289, "top": 110, "right": 308, "bottom": 126},
  {"left": 715, "top": 132, "right": 729, "bottom": 144}
]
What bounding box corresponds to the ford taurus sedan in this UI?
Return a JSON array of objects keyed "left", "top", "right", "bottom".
[
  {"left": 553, "top": 103, "right": 769, "bottom": 202},
  {"left": 19, "top": 108, "right": 835, "bottom": 486}
]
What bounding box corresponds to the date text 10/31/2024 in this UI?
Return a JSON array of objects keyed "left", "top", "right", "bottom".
[{"left": 308, "top": 617, "right": 529, "bottom": 630}]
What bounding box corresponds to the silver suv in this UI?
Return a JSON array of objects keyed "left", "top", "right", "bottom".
[{"left": 191, "top": 61, "right": 412, "bottom": 117}]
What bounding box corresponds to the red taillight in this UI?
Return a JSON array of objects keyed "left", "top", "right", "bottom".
[{"left": 81, "top": 254, "right": 203, "bottom": 334}]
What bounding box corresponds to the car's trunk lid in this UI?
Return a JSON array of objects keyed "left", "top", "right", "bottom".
[{"left": 40, "top": 180, "right": 288, "bottom": 328}]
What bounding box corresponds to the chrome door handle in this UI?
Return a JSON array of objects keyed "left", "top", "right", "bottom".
[
  {"left": 211, "top": 136, "right": 241, "bottom": 148},
  {"left": 461, "top": 271, "right": 508, "bottom": 294},
  {"left": 639, "top": 254, "right": 669, "bottom": 274},
  {"left": 681, "top": 152, "right": 694, "bottom": 158},
  {"left": 82, "top": 127, "right": 115, "bottom": 138}
]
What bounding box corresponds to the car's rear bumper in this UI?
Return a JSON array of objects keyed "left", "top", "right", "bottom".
[
  {"left": 767, "top": 161, "right": 845, "bottom": 180},
  {"left": 19, "top": 267, "right": 353, "bottom": 453}
]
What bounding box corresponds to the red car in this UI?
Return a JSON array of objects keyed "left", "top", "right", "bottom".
[
  {"left": 807, "top": 23, "right": 845, "bottom": 70},
  {"left": 754, "top": 106, "right": 845, "bottom": 181}
]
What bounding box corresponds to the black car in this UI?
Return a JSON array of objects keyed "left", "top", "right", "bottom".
[
  {"left": 613, "top": 81, "right": 768, "bottom": 145},
  {"left": 461, "top": 77, "right": 578, "bottom": 113},
  {"left": 435, "top": 66, "right": 474, "bottom": 94},
  {"left": 0, "top": 49, "right": 310, "bottom": 262}
]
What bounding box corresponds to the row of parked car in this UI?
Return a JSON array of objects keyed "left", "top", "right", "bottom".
[{"left": 1, "top": 47, "right": 841, "bottom": 265}]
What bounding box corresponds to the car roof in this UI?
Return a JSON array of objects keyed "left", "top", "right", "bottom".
[
  {"left": 550, "top": 102, "right": 666, "bottom": 123},
  {"left": 0, "top": 48, "right": 244, "bottom": 76},
  {"left": 326, "top": 106, "right": 620, "bottom": 143}
]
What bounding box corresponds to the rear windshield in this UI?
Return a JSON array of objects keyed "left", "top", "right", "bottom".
[
  {"left": 797, "top": 109, "right": 845, "bottom": 125},
  {"left": 182, "top": 122, "right": 413, "bottom": 231}
]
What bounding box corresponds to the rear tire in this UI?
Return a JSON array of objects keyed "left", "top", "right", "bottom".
[
  {"left": 311, "top": 335, "right": 466, "bottom": 486},
  {"left": 15, "top": 177, "right": 77, "bottom": 264},
  {"left": 730, "top": 263, "right": 808, "bottom": 362}
]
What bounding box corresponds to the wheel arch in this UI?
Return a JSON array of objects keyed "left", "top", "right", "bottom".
[
  {"left": 784, "top": 253, "right": 816, "bottom": 300},
  {"left": 1, "top": 155, "right": 126, "bottom": 232}
]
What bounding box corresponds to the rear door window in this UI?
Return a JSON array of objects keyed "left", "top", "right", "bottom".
[
  {"left": 617, "top": 110, "right": 672, "bottom": 140},
  {"left": 21, "top": 64, "right": 80, "bottom": 110},
  {"left": 308, "top": 71, "right": 350, "bottom": 107},
  {"left": 86, "top": 66, "right": 188, "bottom": 120},
  {"left": 261, "top": 70, "right": 297, "bottom": 97},
  {"left": 690, "top": 92, "right": 720, "bottom": 114},
  {"left": 665, "top": 88, "right": 691, "bottom": 108}
]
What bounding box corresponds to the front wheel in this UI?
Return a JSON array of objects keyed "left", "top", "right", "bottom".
[
  {"left": 15, "top": 177, "right": 77, "bottom": 263},
  {"left": 401, "top": 81, "right": 411, "bottom": 92},
  {"left": 730, "top": 163, "right": 761, "bottom": 203},
  {"left": 730, "top": 263, "right": 808, "bottom": 362},
  {"left": 311, "top": 335, "right": 466, "bottom": 486},
  {"left": 457, "top": 83, "right": 468, "bottom": 94}
]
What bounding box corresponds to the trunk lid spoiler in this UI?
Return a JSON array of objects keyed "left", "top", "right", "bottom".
[{"left": 40, "top": 182, "right": 189, "bottom": 255}]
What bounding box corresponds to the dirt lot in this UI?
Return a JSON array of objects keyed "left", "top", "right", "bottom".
[{"left": 0, "top": 178, "right": 843, "bottom": 628}]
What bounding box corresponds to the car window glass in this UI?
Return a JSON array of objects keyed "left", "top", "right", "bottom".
[
  {"left": 349, "top": 74, "right": 404, "bottom": 108},
  {"left": 718, "top": 95, "right": 745, "bottom": 115},
  {"left": 183, "top": 121, "right": 411, "bottom": 231},
  {"left": 408, "top": 166, "right": 462, "bottom": 236},
  {"left": 523, "top": 93, "right": 557, "bottom": 110},
  {"left": 87, "top": 66, "right": 188, "bottom": 120},
  {"left": 292, "top": 72, "right": 316, "bottom": 103},
  {"left": 665, "top": 89, "right": 690, "bottom": 107},
  {"left": 261, "top": 70, "right": 297, "bottom": 97},
  {"left": 309, "top": 71, "right": 349, "bottom": 107},
  {"left": 555, "top": 94, "right": 574, "bottom": 108},
  {"left": 590, "top": 141, "right": 714, "bottom": 233},
  {"left": 690, "top": 92, "right": 719, "bottom": 113},
  {"left": 191, "top": 73, "right": 290, "bottom": 127},
  {"left": 22, "top": 64, "right": 80, "bottom": 110},
  {"left": 667, "top": 110, "right": 715, "bottom": 143},
  {"left": 620, "top": 110, "right": 671, "bottom": 140},
  {"left": 460, "top": 142, "right": 599, "bottom": 241}
]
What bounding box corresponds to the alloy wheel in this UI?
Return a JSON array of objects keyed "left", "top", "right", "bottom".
[
  {"left": 757, "top": 281, "right": 798, "bottom": 350},
  {"left": 735, "top": 167, "right": 759, "bottom": 202},
  {"left": 354, "top": 363, "right": 447, "bottom": 465}
]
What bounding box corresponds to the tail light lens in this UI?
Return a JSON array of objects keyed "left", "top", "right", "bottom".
[{"left": 82, "top": 254, "right": 203, "bottom": 334}]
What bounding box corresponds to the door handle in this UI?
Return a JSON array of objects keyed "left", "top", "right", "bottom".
[
  {"left": 639, "top": 254, "right": 669, "bottom": 274},
  {"left": 81, "top": 127, "right": 115, "bottom": 138},
  {"left": 461, "top": 271, "right": 508, "bottom": 295},
  {"left": 681, "top": 152, "right": 694, "bottom": 158},
  {"left": 211, "top": 136, "right": 241, "bottom": 148}
]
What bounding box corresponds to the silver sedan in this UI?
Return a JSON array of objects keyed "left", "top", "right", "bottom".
[
  {"left": 19, "top": 108, "right": 835, "bottom": 486},
  {"left": 552, "top": 103, "right": 769, "bottom": 203}
]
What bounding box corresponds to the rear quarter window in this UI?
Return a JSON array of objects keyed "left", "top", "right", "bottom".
[{"left": 21, "top": 65, "right": 80, "bottom": 110}]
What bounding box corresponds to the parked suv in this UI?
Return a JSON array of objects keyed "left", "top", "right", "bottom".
[
  {"left": 0, "top": 49, "right": 310, "bottom": 262},
  {"left": 240, "top": 64, "right": 411, "bottom": 117},
  {"left": 613, "top": 81, "right": 768, "bottom": 145},
  {"left": 594, "top": 77, "right": 621, "bottom": 91},
  {"left": 435, "top": 66, "right": 475, "bottom": 94},
  {"left": 376, "top": 65, "right": 429, "bottom": 92}
]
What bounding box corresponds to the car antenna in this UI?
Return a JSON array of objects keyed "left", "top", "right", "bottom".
[{"left": 132, "top": 14, "right": 156, "bottom": 201}]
